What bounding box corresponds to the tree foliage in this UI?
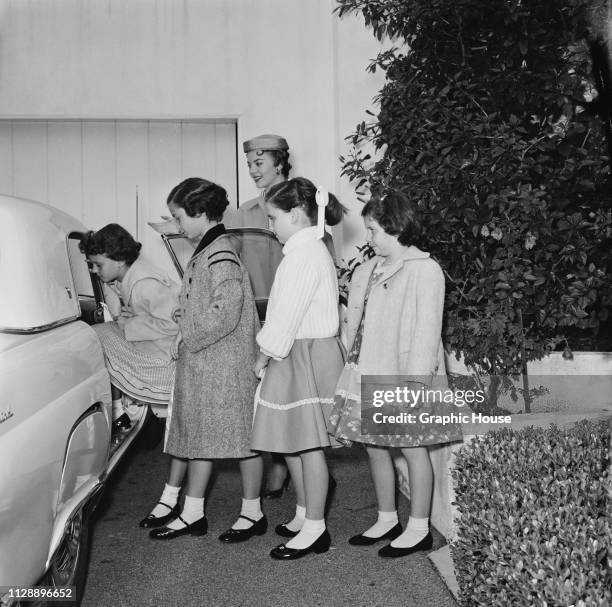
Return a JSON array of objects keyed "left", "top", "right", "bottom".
[{"left": 337, "top": 0, "right": 612, "bottom": 376}]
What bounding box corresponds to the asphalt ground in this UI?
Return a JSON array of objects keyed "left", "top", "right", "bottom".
[{"left": 82, "top": 419, "right": 458, "bottom": 607}]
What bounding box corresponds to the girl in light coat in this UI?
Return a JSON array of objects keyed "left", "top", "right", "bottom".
[
  {"left": 82, "top": 224, "right": 180, "bottom": 428},
  {"left": 329, "top": 192, "right": 462, "bottom": 558}
]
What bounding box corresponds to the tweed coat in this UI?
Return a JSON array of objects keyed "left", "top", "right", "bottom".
[
  {"left": 165, "top": 224, "right": 259, "bottom": 459},
  {"left": 345, "top": 245, "right": 447, "bottom": 384}
]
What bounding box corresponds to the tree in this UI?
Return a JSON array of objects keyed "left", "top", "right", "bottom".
[{"left": 337, "top": 0, "right": 612, "bottom": 407}]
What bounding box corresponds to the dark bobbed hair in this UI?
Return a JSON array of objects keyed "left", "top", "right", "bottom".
[
  {"left": 80, "top": 223, "right": 142, "bottom": 265},
  {"left": 361, "top": 191, "right": 423, "bottom": 247},
  {"left": 264, "top": 177, "right": 347, "bottom": 227},
  {"left": 167, "top": 177, "right": 229, "bottom": 222}
]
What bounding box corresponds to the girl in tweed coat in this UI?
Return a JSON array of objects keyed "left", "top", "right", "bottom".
[{"left": 145, "top": 178, "right": 265, "bottom": 543}]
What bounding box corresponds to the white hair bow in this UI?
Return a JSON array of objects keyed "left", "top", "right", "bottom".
[{"left": 315, "top": 187, "right": 329, "bottom": 240}]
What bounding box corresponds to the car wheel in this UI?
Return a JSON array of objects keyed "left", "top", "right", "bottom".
[{"left": 41, "top": 506, "right": 91, "bottom": 607}]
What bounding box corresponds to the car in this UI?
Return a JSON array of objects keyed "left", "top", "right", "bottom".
[
  {"left": 0, "top": 195, "right": 150, "bottom": 606},
  {"left": 0, "top": 196, "right": 282, "bottom": 605}
]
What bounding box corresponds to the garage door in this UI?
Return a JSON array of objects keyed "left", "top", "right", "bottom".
[{"left": 0, "top": 119, "right": 237, "bottom": 276}]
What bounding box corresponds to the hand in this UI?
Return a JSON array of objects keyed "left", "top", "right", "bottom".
[
  {"left": 170, "top": 332, "right": 182, "bottom": 360},
  {"left": 253, "top": 354, "right": 270, "bottom": 379},
  {"left": 116, "top": 307, "right": 134, "bottom": 328}
]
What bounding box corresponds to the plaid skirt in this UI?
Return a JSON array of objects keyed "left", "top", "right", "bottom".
[
  {"left": 93, "top": 322, "right": 174, "bottom": 405},
  {"left": 250, "top": 337, "right": 345, "bottom": 454}
]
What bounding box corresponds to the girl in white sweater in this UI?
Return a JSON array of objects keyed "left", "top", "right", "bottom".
[{"left": 250, "top": 177, "right": 346, "bottom": 560}]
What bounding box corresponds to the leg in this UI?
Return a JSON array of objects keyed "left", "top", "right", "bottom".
[
  {"left": 239, "top": 454, "right": 264, "bottom": 499},
  {"left": 163, "top": 458, "right": 212, "bottom": 530},
  {"left": 148, "top": 458, "right": 210, "bottom": 539},
  {"left": 284, "top": 449, "right": 329, "bottom": 550},
  {"left": 140, "top": 455, "right": 187, "bottom": 526},
  {"left": 264, "top": 453, "right": 289, "bottom": 496},
  {"left": 349, "top": 445, "right": 401, "bottom": 543},
  {"left": 184, "top": 458, "right": 213, "bottom": 498},
  {"left": 284, "top": 453, "right": 305, "bottom": 508},
  {"left": 167, "top": 456, "right": 188, "bottom": 487},
  {"left": 230, "top": 454, "right": 265, "bottom": 530},
  {"left": 366, "top": 445, "right": 396, "bottom": 512},
  {"left": 401, "top": 446, "right": 433, "bottom": 518},
  {"left": 218, "top": 455, "right": 267, "bottom": 540},
  {"left": 385, "top": 446, "right": 433, "bottom": 551}
]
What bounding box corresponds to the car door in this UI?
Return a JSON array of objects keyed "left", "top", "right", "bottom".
[{"left": 160, "top": 228, "right": 283, "bottom": 322}]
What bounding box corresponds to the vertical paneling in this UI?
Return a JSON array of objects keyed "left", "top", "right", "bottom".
[
  {"left": 13, "top": 122, "right": 47, "bottom": 204},
  {"left": 82, "top": 122, "right": 117, "bottom": 229},
  {"left": 145, "top": 121, "right": 182, "bottom": 274},
  {"left": 0, "top": 123, "right": 13, "bottom": 196},
  {"left": 215, "top": 122, "right": 238, "bottom": 207},
  {"left": 116, "top": 122, "right": 148, "bottom": 238},
  {"left": 181, "top": 122, "right": 215, "bottom": 182},
  {"left": 0, "top": 118, "right": 237, "bottom": 273},
  {"left": 47, "top": 122, "right": 83, "bottom": 220}
]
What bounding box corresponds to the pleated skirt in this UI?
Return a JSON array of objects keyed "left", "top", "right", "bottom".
[
  {"left": 93, "top": 322, "right": 174, "bottom": 404},
  {"left": 250, "top": 337, "right": 345, "bottom": 454}
]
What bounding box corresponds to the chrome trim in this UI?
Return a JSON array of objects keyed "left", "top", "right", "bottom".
[{"left": 0, "top": 316, "right": 80, "bottom": 335}]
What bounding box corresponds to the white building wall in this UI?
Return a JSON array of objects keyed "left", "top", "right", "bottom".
[{"left": 0, "top": 0, "right": 384, "bottom": 258}]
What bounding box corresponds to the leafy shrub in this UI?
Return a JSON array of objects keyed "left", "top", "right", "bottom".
[
  {"left": 451, "top": 420, "right": 611, "bottom": 606},
  {"left": 336, "top": 0, "right": 612, "bottom": 383}
]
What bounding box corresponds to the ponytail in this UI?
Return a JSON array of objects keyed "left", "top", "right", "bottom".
[{"left": 265, "top": 177, "right": 347, "bottom": 227}]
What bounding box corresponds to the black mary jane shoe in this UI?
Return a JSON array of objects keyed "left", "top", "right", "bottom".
[
  {"left": 262, "top": 477, "right": 290, "bottom": 500},
  {"left": 218, "top": 516, "right": 268, "bottom": 543},
  {"left": 274, "top": 522, "right": 299, "bottom": 538},
  {"left": 270, "top": 529, "right": 331, "bottom": 560},
  {"left": 378, "top": 531, "right": 433, "bottom": 558},
  {"left": 138, "top": 502, "right": 178, "bottom": 529},
  {"left": 348, "top": 522, "right": 403, "bottom": 546},
  {"left": 149, "top": 515, "right": 208, "bottom": 540}
]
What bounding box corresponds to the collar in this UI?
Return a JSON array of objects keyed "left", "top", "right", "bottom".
[
  {"left": 282, "top": 225, "right": 319, "bottom": 255},
  {"left": 372, "top": 246, "right": 431, "bottom": 283},
  {"left": 192, "top": 223, "right": 227, "bottom": 258}
]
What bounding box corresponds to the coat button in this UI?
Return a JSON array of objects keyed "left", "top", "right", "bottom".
[{"left": 383, "top": 283, "right": 388, "bottom": 289}]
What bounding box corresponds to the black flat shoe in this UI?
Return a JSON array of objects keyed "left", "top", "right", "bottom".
[
  {"left": 270, "top": 530, "right": 331, "bottom": 560},
  {"left": 348, "top": 522, "right": 403, "bottom": 546},
  {"left": 378, "top": 531, "right": 433, "bottom": 558},
  {"left": 218, "top": 516, "right": 267, "bottom": 543},
  {"left": 149, "top": 515, "right": 208, "bottom": 540},
  {"left": 274, "top": 522, "right": 299, "bottom": 538},
  {"left": 263, "top": 477, "right": 290, "bottom": 499},
  {"left": 139, "top": 501, "right": 178, "bottom": 529}
]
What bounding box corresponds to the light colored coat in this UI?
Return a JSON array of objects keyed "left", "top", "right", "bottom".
[
  {"left": 105, "top": 257, "right": 180, "bottom": 360},
  {"left": 345, "top": 246, "right": 446, "bottom": 384}
]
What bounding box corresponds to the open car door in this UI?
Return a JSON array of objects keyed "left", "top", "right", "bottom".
[{"left": 160, "top": 228, "right": 283, "bottom": 322}]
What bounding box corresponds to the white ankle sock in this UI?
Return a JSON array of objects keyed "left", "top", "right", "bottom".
[
  {"left": 284, "top": 504, "right": 306, "bottom": 532},
  {"left": 167, "top": 495, "right": 204, "bottom": 529},
  {"left": 390, "top": 516, "right": 429, "bottom": 548},
  {"left": 112, "top": 399, "right": 123, "bottom": 419},
  {"left": 150, "top": 484, "right": 180, "bottom": 517},
  {"left": 285, "top": 518, "right": 325, "bottom": 550},
  {"left": 232, "top": 498, "right": 264, "bottom": 530},
  {"left": 362, "top": 510, "right": 399, "bottom": 538}
]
